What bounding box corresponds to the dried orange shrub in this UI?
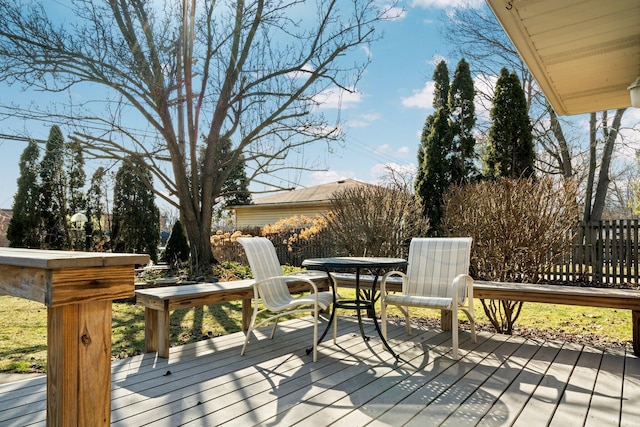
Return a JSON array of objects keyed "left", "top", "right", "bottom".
[
  {"left": 261, "top": 215, "right": 327, "bottom": 252},
  {"left": 210, "top": 230, "right": 252, "bottom": 264}
]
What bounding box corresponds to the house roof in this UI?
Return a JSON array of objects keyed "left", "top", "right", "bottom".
[
  {"left": 233, "top": 179, "right": 369, "bottom": 208},
  {"left": 485, "top": 0, "right": 639, "bottom": 115}
]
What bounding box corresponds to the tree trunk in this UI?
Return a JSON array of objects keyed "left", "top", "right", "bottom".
[
  {"left": 591, "top": 109, "right": 626, "bottom": 222},
  {"left": 548, "top": 107, "right": 573, "bottom": 178}
]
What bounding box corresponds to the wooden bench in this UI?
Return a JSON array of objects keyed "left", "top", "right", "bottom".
[
  {"left": 330, "top": 273, "right": 640, "bottom": 356},
  {"left": 135, "top": 271, "right": 329, "bottom": 358},
  {"left": 473, "top": 280, "right": 640, "bottom": 356}
]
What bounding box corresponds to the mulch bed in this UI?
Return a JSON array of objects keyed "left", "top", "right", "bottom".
[{"left": 394, "top": 315, "right": 634, "bottom": 352}]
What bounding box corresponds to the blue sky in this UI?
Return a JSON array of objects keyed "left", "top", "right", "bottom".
[{"left": 0, "top": 0, "right": 496, "bottom": 210}]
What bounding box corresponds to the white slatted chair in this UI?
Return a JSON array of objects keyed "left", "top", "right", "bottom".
[
  {"left": 237, "top": 237, "right": 333, "bottom": 362},
  {"left": 380, "top": 237, "right": 476, "bottom": 359}
]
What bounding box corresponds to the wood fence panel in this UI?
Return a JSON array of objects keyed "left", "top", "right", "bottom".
[{"left": 555, "top": 220, "right": 639, "bottom": 285}]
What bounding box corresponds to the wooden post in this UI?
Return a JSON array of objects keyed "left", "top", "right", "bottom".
[
  {"left": 48, "top": 301, "right": 112, "bottom": 426},
  {"left": 0, "top": 249, "right": 149, "bottom": 427}
]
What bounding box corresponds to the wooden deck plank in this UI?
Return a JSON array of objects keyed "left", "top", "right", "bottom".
[
  {"left": 112, "top": 318, "right": 346, "bottom": 426},
  {"left": 361, "top": 334, "right": 511, "bottom": 427},
  {"left": 511, "top": 341, "right": 584, "bottom": 426},
  {"left": 165, "top": 318, "right": 435, "bottom": 427},
  {"left": 620, "top": 350, "right": 640, "bottom": 427},
  {"left": 251, "top": 330, "right": 465, "bottom": 427},
  {"left": 205, "top": 327, "right": 417, "bottom": 427},
  {"left": 547, "top": 345, "right": 603, "bottom": 426},
  {"left": 1, "top": 316, "right": 639, "bottom": 427},
  {"left": 439, "top": 337, "right": 542, "bottom": 426},
  {"left": 400, "top": 336, "right": 523, "bottom": 427},
  {"left": 475, "top": 339, "right": 564, "bottom": 426},
  {"left": 303, "top": 331, "right": 462, "bottom": 427},
  {"left": 584, "top": 349, "right": 625, "bottom": 426}
]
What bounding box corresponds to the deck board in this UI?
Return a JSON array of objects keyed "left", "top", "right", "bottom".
[{"left": 1, "top": 316, "right": 639, "bottom": 427}]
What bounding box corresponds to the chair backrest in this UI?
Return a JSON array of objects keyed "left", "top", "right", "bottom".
[
  {"left": 404, "top": 237, "right": 472, "bottom": 300},
  {"left": 237, "top": 237, "right": 291, "bottom": 305}
]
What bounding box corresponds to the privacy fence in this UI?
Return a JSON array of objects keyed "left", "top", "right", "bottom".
[
  {"left": 213, "top": 219, "right": 640, "bottom": 285},
  {"left": 547, "top": 219, "right": 639, "bottom": 285}
]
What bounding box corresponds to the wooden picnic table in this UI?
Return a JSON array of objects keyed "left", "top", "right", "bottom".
[{"left": 0, "top": 248, "right": 149, "bottom": 427}]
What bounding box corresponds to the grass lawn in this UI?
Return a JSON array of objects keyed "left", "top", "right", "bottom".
[{"left": 0, "top": 291, "right": 633, "bottom": 374}]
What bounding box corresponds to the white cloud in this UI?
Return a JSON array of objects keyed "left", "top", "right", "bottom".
[
  {"left": 314, "top": 87, "right": 362, "bottom": 109},
  {"left": 380, "top": 5, "right": 407, "bottom": 20},
  {"left": 287, "top": 63, "right": 315, "bottom": 79},
  {"left": 349, "top": 112, "right": 381, "bottom": 128},
  {"left": 411, "top": 0, "right": 484, "bottom": 9},
  {"left": 370, "top": 162, "right": 417, "bottom": 184},
  {"left": 373, "top": 144, "right": 412, "bottom": 160},
  {"left": 428, "top": 54, "right": 447, "bottom": 67},
  {"left": 401, "top": 81, "right": 435, "bottom": 109},
  {"left": 473, "top": 73, "right": 498, "bottom": 123},
  {"left": 308, "top": 170, "right": 358, "bottom": 185}
]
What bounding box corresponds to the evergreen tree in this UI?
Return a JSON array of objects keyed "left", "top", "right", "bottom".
[
  {"left": 67, "top": 139, "right": 87, "bottom": 249},
  {"left": 67, "top": 139, "right": 86, "bottom": 216},
  {"left": 485, "top": 68, "right": 535, "bottom": 179},
  {"left": 85, "top": 167, "right": 107, "bottom": 251},
  {"left": 7, "top": 140, "right": 41, "bottom": 247},
  {"left": 416, "top": 60, "right": 451, "bottom": 177},
  {"left": 415, "top": 108, "right": 452, "bottom": 236},
  {"left": 415, "top": 60, "right": 452, "bottom": 235},
  {"left": 111, "top": 157, "right": 160, "bottom": 262},
  {"left": 432, "top": 60, "right": 451, "bottom": 112},
  {"left": 39, "top": 125, "right": 69, "bottom": 249},
  {"left": 221, "top": 154, "right": 252, "bottom": 207},
  {"left": 208, "top": 137, "right": 252, "bottom": 223},
  {"left": 448, "top": 58, "right": 477, "bottom": 184},
  {"left": 163, "top": 220, "right": 190, "bottom": 265}
]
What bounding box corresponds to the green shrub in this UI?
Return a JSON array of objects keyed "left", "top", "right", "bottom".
[
  {"left": 442, "top": 177, "right": 578, "bottom": 333},
  {"left": 163, "top": 220, "right": 190, "bottom": 265}
]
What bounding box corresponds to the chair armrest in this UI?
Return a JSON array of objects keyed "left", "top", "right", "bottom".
[
  {"left": 452, "top": 273, "right": 474, "bottom": 303},
  {"left": 253, "top": 275, "right": 321, "bottom": 295},
  {"left": 380, "top": 271, "right": 406, "bottom": 295}
]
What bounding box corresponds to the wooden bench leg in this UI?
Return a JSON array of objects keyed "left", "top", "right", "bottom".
[
  {"left": 144, "top": 308, "right": 158, "bottom": 354},
  {"left": 633, "top": 310, "right": 640, "bottom": 357},
  {"left": 145, "top": 307, "right": 170, "bottom": 358},
  {"left": 441, "top": 310, "right": 452, "bottom": 331},
  {"left": 242, "top": 298, "right": 252, "bottom": 332}
]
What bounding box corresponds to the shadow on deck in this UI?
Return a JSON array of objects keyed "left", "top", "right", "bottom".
[{"left": 1, "top": 316, "right": 639, "bottom": 426}]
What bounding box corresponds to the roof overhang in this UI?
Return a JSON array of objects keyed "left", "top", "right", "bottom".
[{"left": 485, "top": 0, "right": 640, "bottom": 115}]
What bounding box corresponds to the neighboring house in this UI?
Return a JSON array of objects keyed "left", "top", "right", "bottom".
[
  {"left": 0, "top": 209, "right": 12, "bottom": 247},
  {"left": 228, "top": 179, "right": 370, "bottom": 229}
]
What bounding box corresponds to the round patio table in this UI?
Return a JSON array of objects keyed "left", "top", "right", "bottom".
[{"left": 301, "top": 256, "right": 407, "bottom": 360}]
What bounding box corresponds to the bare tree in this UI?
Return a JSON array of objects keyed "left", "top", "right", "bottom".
[
  {"left": 0, "top": 0, "right": 398, "bottom": 272},
  {"left": 442, "top": 5, "right": 634, "bottom": 224}
]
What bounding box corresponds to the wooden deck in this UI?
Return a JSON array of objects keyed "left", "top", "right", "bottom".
[{"left": 1, "top": 316, "right": 639, "bottom": 426}]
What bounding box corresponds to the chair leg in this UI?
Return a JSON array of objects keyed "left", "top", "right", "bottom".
[
  {"left": 312, "top": 306, "right": 319, "bottom": 362},
  {"left": 270, "top": 317, "right": 279, "bottom": 339},
  {"left": 241, "top": 313, "right": 258, "bottom": 356},
  {"left": 403, "top": 307, "right": 412, "bottom": 336},
  {"left": 467, "top": 308, "right": 477, "bottom": 343},
  {"left": 381, "top": 300, "right": 388, "bottom": 340},
  {"left": 333, "top": 308, "right": 338, "bottom": 344},
  {"left": 451, "top": 308, "right": 459, "bottom": 359}
]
